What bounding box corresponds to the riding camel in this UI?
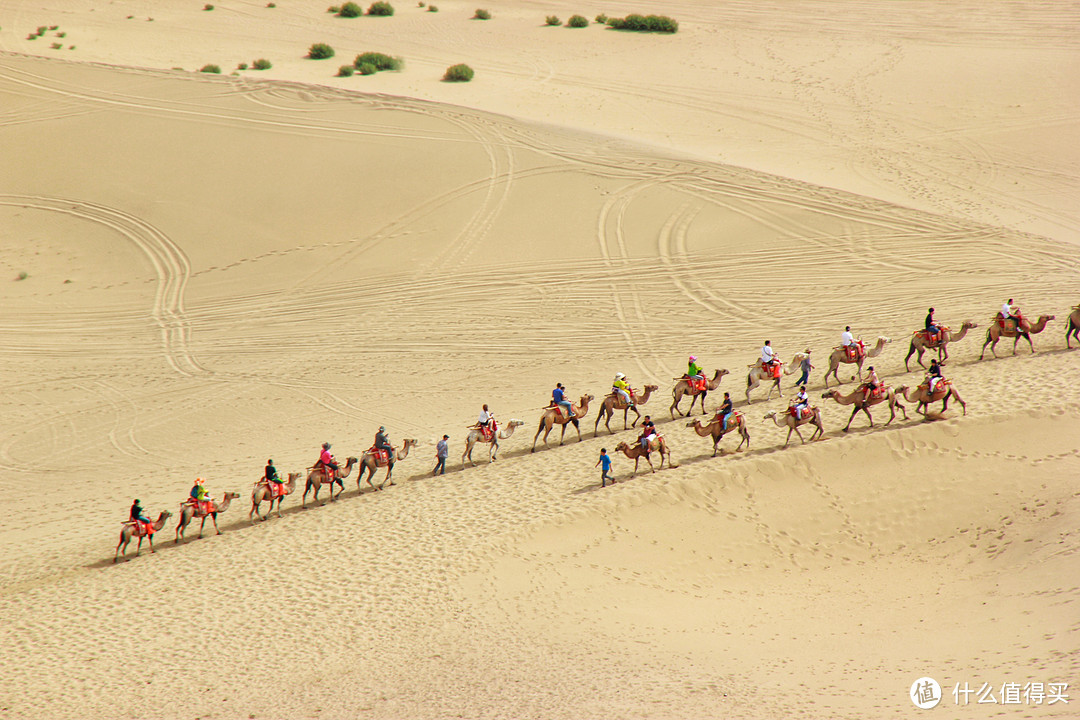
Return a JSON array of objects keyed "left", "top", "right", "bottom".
[
  {"left": 1067, "top": 305, "right": 1080, "bottom": 348},
  {"left": 302, "top": 456, "right": 358, "bottom": 508},
  {"left": 820, "top": 385, "right": 907, "bottom": 432},
  {"left": 687, "top": 413, "right": 749, "bottom": 456},
  {"left": 115, "top": 511, "right": 171, "bottom": 562},
  {"left": 904, "top": 321, "right": 977, "bottom": 370},
  {"left": 669, "top": 369, "right": 729, "bottom": 419},
  {"left": 463, "top": 419, "right": 524, "bottom": 466},
  {"left": 532, "top": 394, "right": 593, "bottom": 451},
  {"left": 763, "top": 407, "right": 824, "bottom": 447},
  {"left": 250, "top": 472, "right": 301, "bottom": 522},
  {"left": 175, "top": 491, "right": 240, "bottom": 542},
  {"left": 595, "top": 384, "right": 660, "bottom": 434},
  {"left": 746, "top": 352, "right": 807, "bottom": 403},
  {"left": 979, "top": 313, "right": 1055, "bottom": 359},
  {"left": 824, "top": 337, "right": 890, "bottom": 388},
  {"left": 358, "top": 439, "right": 417, "bottom": 490},
  {"left": 898, "top": 381, "right": 967, "bottom": 416},
  {"left": 613, "top": 436, "right": 677, "bottom": 475}
]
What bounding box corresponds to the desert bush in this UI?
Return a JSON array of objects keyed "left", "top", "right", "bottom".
[
  {"left": 327, "top": 5, "right": 340, "bottom": 12},
  {"left": 568, "top": 14, "right": 588, "bottom": 28},
  {"left": 606, "top": 14, "right": 678, "bottom": 33},
  {"left": 268, "top": 2, "right": 277, "bottom": 7},
  {"left": 427, "top": 4, "right": 438, "bottom": 10},
  {"left": 51, "top": 42, "right": 62, "bottom": 49},
  {"left": 545, "top": 15, "right": 560, "bottom": 26},
  {"left": 203, "top": 4, "right": 214, "bottom": 10},
  {"left": 367, "top": 2, "right": 394, "bottom": 15},
  {"left": 237, "top": 62, "right": 248, "bottom": 69},
  {"left": 27, "top": 34, "right": 37, "bottom": 40},
  {"left": 595, "top": 13, "right": 608, "bottom": 23},
  {"left": 37, "top": 26, "right": 47, "bottom": 35},
  {"left": 357, "top": 62, "right": 377, "bottom": 75},
  {"left": 16, "top": 271, "right": 28, "bottom": 281},
  {"left": 418, "top": 1, "right": 425, "bottom": 5},
  {"left": 354, "top": 51, "right": 402, "bottom": 71},
  {"left": 443, "top": 63, "right": 473, "bottom": 82},
  {"left": 307, "top": 42, "right": 335, "bottom": 59},
  {"left": 473, "top": 9, "right": 491, "bottom": 20},
  {"left": 252, "top": 58, "right": 272, "bottom": 69},
  {"left": 338, "top": 64, "right": 355, "bottom": 76},
  {"left": 339, "top": 2, "right": 362, "bottom": 17},
  {"left": 49, "top": 25, "right": 59, "bottom": 30},
  {"left": 200, "top": 64, "right": 221, "bottom": 73},
  {"left": 57, "top": 31, "right": 66, "bottom": 37}
]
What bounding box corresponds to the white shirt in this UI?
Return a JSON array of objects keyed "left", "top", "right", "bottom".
[
  {"left": 478, "top": 410, "right": 492, "bottom": 424},
  {"left": 761, "top": 345, "right": 775, "bottom": 363},
  {"left": 1002, "top": 302, "right": 1013, "bottom": 316},
  {"left": 795, "top": 391, "right": 808, "bottom": 404},
  {"left": 841, "top": 330, "right": 854, "bottom": 346}
]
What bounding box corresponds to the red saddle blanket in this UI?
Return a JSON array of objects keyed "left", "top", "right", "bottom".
[
  {"left": 368, "top": 447, "right": 392, "bottom": 467},
  {"left": 996, "top": 313, "right": 1024, "bottom": 331},
  {"left": 915, "top": 326, "right": 949, "bottom": 346},
  {"left": 185, "top": 499, "right": 215, "bottom": 515},
  {"left": 842, "top": 341, "right": 865, "bottom": 361},
  {"left": 480, "top": 422, "right": 498, "bottom": 442},
  {"left": 788, "top": 406, "right": 812, "bottom": 420},
  {"left": 125, "top": 520, "right": 155, "bottom": 536},
  {"left": 761, "top": 361, "right": 782, "bottom": 379},
  {"left": 920, "top": 379, "right": 950, "bottom": 398},
  {"left": 261, "top": 480, "right": 286, "bottom": 499},
  {"left": 859, "top": 385, "right": 886, "bottom": 401},
  {"left": 688, "top": 376, "right": 707, "bottom": 393}
]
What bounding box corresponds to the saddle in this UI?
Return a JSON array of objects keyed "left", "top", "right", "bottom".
[
  {"left": 368, "top": 447, "right": 392, "bottom": 467},
  {"left": 259, "top": 479, "right": 287, "bottom": 499},
  {"left": 480, "top": 421, "right": 498, "bottom": 443},
  {"left": 788, "top": 406, "right": 812, "bottom": 420},
  {"left": 859, "top": 384, "right": 886, "bottom": 401},
  {"left": 761, "top": 360, "right": 782, "bottom": 379},
  {"left": 123, "top": 520, "right": 155, "bottom": 537},
  {"left": 996, "top": 313, "right": 1026, "bottom": 333},
  {"left": 185, "top": 498, "right": 215, "bottom": 516},
  {"left": 686, "top": 376, "right": 707, "bottom": 393},
  {"left": 916, "top": 326, "right": 949, "bottom": 347},
  {"left": 640, "top": 433, "right": 661, "bottom": 453},
  {"left": 313, "top": 460, "right": 338, "bottom": 481},
  {"left": 608, "top": 389, "right": 637, "bottom": 409},
  {"left": 921, "top": 378, "right": 950, "bottom": 399},
  {"left": 715, "top": 410, "right": 741, "bottom": 428},
  {"left": 840, "top": 341, "right": 865, "bottom": 362}
]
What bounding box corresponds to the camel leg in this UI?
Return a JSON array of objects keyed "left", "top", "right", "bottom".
[
  {"left": 843, "top": 406, "right": 858, "bottom": 432},
  {"left": 211, "top": 513, "right": 222, "bottom": 536},
  {"left": 738, "top": 428, "right": 749, "bottom": 451},
  {"left": 574, "top": 419, "right": 582, "bottom": 442},
  {"left": 669, "top": 396, "right": 680, "bottom": 420},
  {"left": 793, "top": 426, "right": 805, "bottom": 445},
  {"left": 134, "top": 536, "right": 143, "bottom": 558},
  {"left": 147, "top": 534, "right": 155, "bottom": 554},
  {"left": 115, "top": 532, "right": 128, "bottom": 562},
  {"left": 198, "top": 515, "right": 207, "bottom": 539},
  {"left": 491, "top": 438, "right": 498, "bottom": 461},
  {"left": 275, "top": 497, "right": 284, "bottom": 518},
  {"left": 712, "top": 437, "right": 719, "bottom": 456},
  {"left": 645, "top": 454, "right": 656, "bottom": 473},
  {"left": 904, "top": 344, "right": 916, "bottom": 372}
]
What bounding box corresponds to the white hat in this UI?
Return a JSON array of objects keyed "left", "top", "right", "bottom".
[{"left": 615, "top": 373, "right": 625, "bottom": 380}]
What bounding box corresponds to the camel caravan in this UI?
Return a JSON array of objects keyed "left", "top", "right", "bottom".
[{"left": 114, "top": 299, "right": 1077, "bottom": 560}]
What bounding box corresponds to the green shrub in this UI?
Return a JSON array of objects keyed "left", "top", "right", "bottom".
[
  {"left": 37, "top": 26, "right": 47, "bottom": 35},
  {"left": 267, "top": 2, "right": 276, "bottom": 6},
  {"left": 545, "top": 15, "right": 560, "bottom": 26},
  {"left": 427, "top": 4, "right": 437, "bottom": 10},
  {"left": 473, "top": 9, "right": 490, "bottom": 20},
  {"left": 443, "top": 63, "right": 473, "bottom": 82},
  {"left": 568, "top": 14, "right": 588, "bottom": 28},
  {"left": 354, "top": 51, "right": 402, "bottom": 71},
  {"left": 27, "top": 34, "right": 37, "bottom": 40},
  {"left": 49, "top": 25, "right": 59, "bottom": 30},
  {"left": 418, "top": 1, "right": 425, "bottom": 5},
  {"left": 307, "top": 42, "right": 335, "bottom": 59},
  {"left": 327, "top": 5, "right": 340, "bottom": 12},
  {"left": 606, "top": 14, "right": 678, "bottom": 33},
  {"left": 252, "top": 58, "right": 272, "bottom": 69},
  {"left": 357, "top": 62, "right": 376, "bottom": 75},
  {"left": 237, "top": 62, "right": 248, "bottom": 69},
  {"left": 337, "top": 64, "right": 355, "bottom": 76},
  {"left": 339, "top": 2, "right": 362, "bottom": 17},
  {"left": 51, "top": 42, "right": 62, "bottom": 49},
  {"left": 200, "top": 64, "right": 221, "bottom": 73},
  {"left": 57, "top": 31, "right": 66, "bottom": 37},
  {"left": 203, "top": 3, "right": 214, "bottom": 10},
  {"left": 367, "top": 2, "right": 394, "bottom": 15},
  {"left": 16, "top": 271, "right": 28, "bottom": 281}
]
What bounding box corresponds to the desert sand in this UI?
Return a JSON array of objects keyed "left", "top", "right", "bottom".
[{"left": 0, "top": 1, "right": 1078, "bottom": 718}]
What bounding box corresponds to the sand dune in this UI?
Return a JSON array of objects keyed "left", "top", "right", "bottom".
[{"left": 1, "top": 2, "right": 1079, "bottom": 718}]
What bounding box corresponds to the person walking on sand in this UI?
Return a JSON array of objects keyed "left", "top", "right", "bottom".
[
  {"left": 796, "top": 349, "right": 813, "bottom": 386},
  {"left": 596, "top": 448, "right": 614, "bottom": 486},
  {"left": 434, "top": 435, "right": 449, "bottom": 476}
]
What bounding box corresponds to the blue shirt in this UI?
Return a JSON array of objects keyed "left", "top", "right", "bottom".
[
  {"left": 553, "top": 387, "right": 565, "bottom": 403},
  {"left": 436, "top": 439, "right": 448, "bottom": 458},
  {"left": 600, "top": 454, "right": 611, "bottom": 471}
]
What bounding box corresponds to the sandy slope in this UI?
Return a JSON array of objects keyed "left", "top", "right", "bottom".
[{"left": 1, "top": 2, "right": 1079, "bottom": 718}]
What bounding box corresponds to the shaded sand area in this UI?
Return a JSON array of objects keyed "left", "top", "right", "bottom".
[{"left": 1, "top": 8, "right": 1079, "bottom": 720}]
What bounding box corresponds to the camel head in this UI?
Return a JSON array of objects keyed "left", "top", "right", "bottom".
[
  {"left": 288, "top": 472, "right": 302, "bottom": 483},
  {"left": 403, "top": 438, "right": 418, "bottom": 449},
  {"left": 580, "top": 394, "right": 595, "bottom": 405},
  {"left": 962, "top": 320, "right": 978, "bottom": 329},
  {"left": 644, "top": 384, "right": 659, "bottom": 392},
  {"left": 158, "top": 510, "right": 173, "bottom": 520},
  {"left": 877, "top": 336, "right": 891, "bottom": 344},
  {"left": 344, "top": 456, "right": 359, "bottom": 467},
  {"left": 614, "top": 441, "right": 629, "bottom": 452},
  {"left": 821, "top": 390, "right": 837, "bottom": 399},
  {"left": 762, "top": 411, "right": 777, "bottom": 421},
  {"left": 716, "top": 368, "right": 730, "bottom": 378},
  {"left": 685, "top": 419, "right": 700, "bottom": 428},
  {"left": 790, "top": 351, "right": 808, "bottom": 364},
  {"left": 506, "top": 419, "right": 525, "bottom": 429},
  {"left": 223, "top": 491, "right": 240, "bottom": 501}
]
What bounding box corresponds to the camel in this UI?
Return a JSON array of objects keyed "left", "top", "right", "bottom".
[
  {"left": 302, "top": 456, "right": 358, "bottom": 508},
  {"left": 824, "top": 337, "right": 890, "bottom": 387},
  {"left": 669, "top": 369, "right": 729, "bottom": 419},
  {"left": 905, "top": 321, "right": 977, "bottom": 370},
  {"left": 979, "top": 314, "right": 1054, "bottom": 359},
  {"left": 595, "top": 384, "right": 660, "bottom": 434},
  {"left": 115, "top": 511, "right": 172, "bottom": 562},
  {"left": 687, "top": 412, "right": 749, "bottom": 456},
  {"left": 175, "top": 491, "right": 240, "bottom": 542},
  {"left": 463, "top": 419, "right": 524, "bottom": 466},
  {"left": 614, "top": 436, "right": 677, "bottom": 475},
  {"left": 358, "top": 439, "right": 417, "bottom": 490},
  {"left": 746, "top": 352, "right": 807, "bottom": 403},
  {"left": 821, "top": 386, "right": 907, "bottom": 432},
  {"left": 898, "top": 381, "right": 967, "bottom": 416},
  {"left": 532, "top": 394, "right": 593, "bottom": 451},
  {"left": 1067, "top": 305, "right": 1080, "bottom": 348},
  {"left": 763, "top": 407, "right": 824, "bottom": 447},
  {"left": 250, "top": 472, "right": 301, "bottom": 522}
]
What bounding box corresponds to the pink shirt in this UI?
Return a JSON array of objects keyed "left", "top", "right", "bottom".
[{"left": 320, "top": 449, "right": 334, "bottom": 465}]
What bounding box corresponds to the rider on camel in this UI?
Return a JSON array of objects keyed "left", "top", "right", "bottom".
[
  {"left": 862, "top": 366, "right": 881, "bottom": 404},
  {"left": 717, "top": 392, "right": 734, "bottom": 431},
  {"left": 130, "top": 498, "right": 151, "bottom": 528},
  {"left": 925, "top": 308, "right": 939, "bottom": 341},
  {"left": 638, "top": 416, "right": 657, "bottom": 451},
  {"left": 687, "top": 356, "right": 704, "bottom": 382},
  {"left": 189, "top": 478, "right": 213, "bottom": 511},
  {"left": 478, "top": 404, "right": 495, "bottom": 436},
  {"left": 265, "top": 458, "right": 282, "bottom": 488},
  {"left": 1001, "top": 298, "right": 1023, "bottom": 331},
  {"left": 374, "top": 426, "right": 394, "bottom": 466},
  {"left": 612, "top": 373, "right": 635, "bottom": 410},
  {"left": 927, "top": 358, "right": 944, "bottom": 394},
  {"left": 552, "top": 383, "right": 573, "bottom": 419},
  {"left": 841, "top": 326, "right": 856, "bottom": 358},
  {"left": 761, "top": 341, "right": 778, "bottom": 374},
  {"left": 318, "top": 442, "right": 339, "bottom": 479},
  {"left": 792, "top": 386, "right": 809, "bottom": 418}
]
